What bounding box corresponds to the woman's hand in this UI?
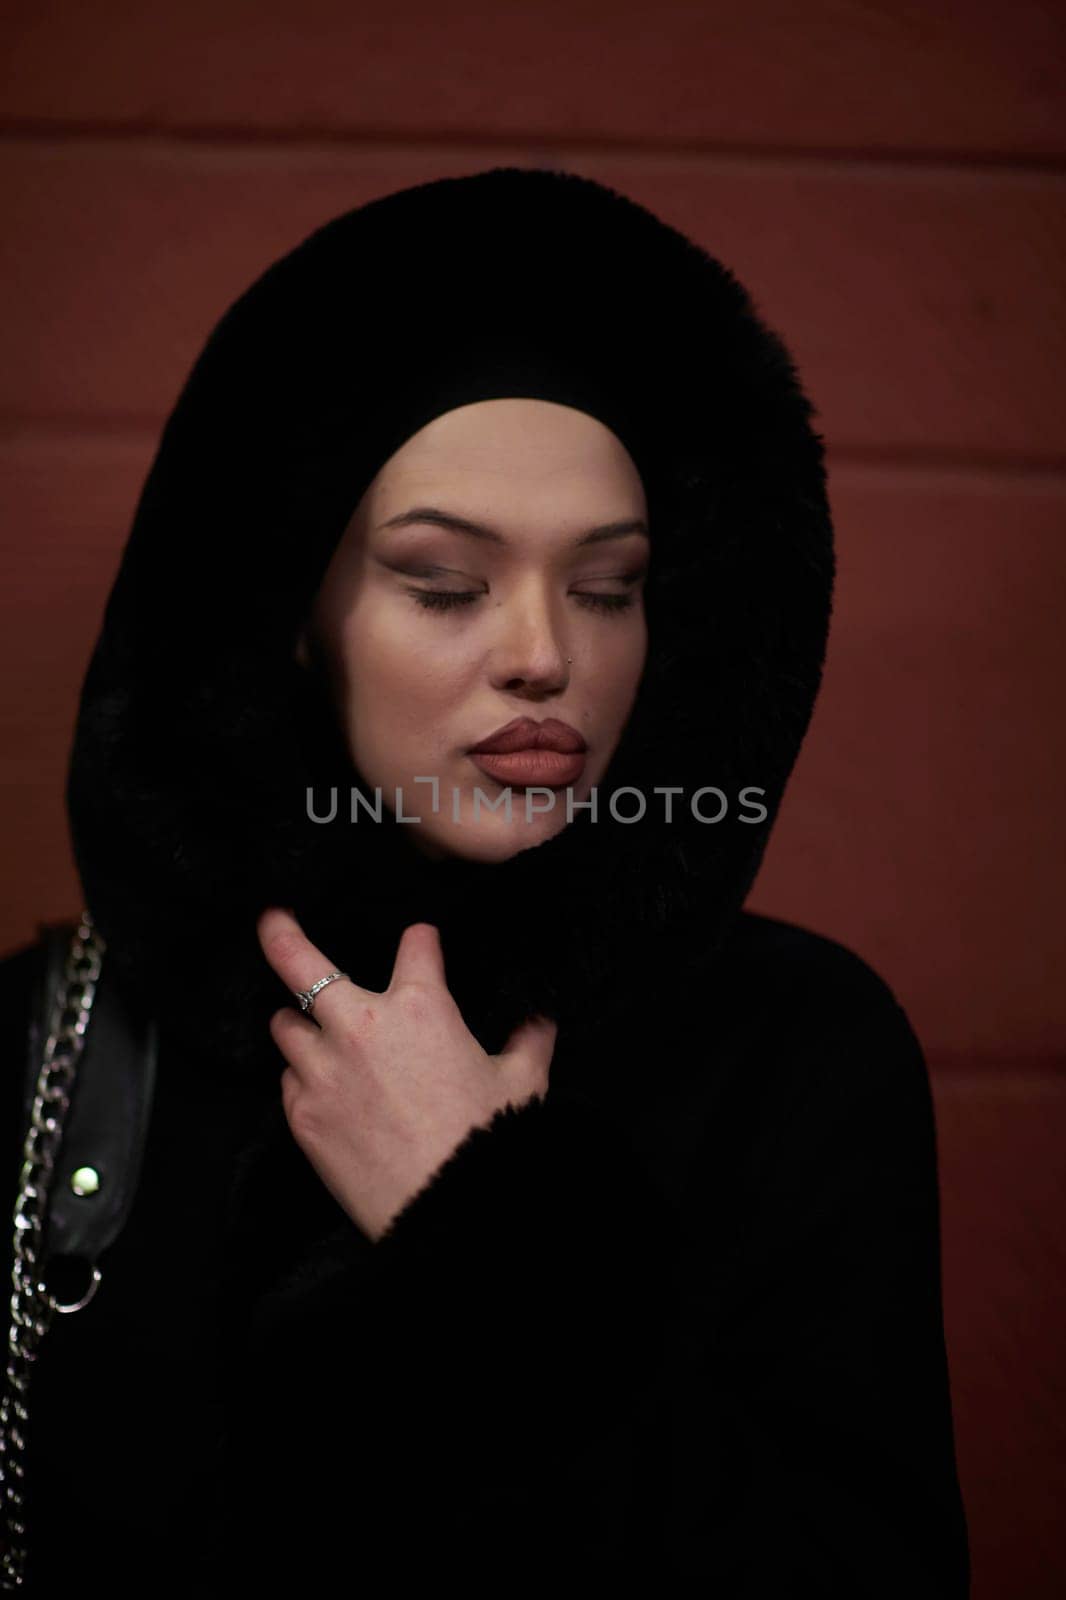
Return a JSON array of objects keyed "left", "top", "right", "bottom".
[{"left": 256, "top": 907, "right": 558, "bottom": 1242}]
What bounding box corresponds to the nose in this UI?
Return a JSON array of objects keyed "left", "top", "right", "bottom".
[{"left": 487, "top": 581, "right": 572, "bottom": 695}]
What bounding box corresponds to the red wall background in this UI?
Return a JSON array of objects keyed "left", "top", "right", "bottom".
[{"left": 1, "top": 4, "right": 1063, "bottom": 1593}]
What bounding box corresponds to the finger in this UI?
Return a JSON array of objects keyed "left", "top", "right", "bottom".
[
  {"left": 387, "top": 922, "right": 448, "bottom": 992},
  {"left": 496, "top": 1013, "right": 557, "bottom": 1099},
  {"left": 256, "top": 905, "right": 367, "bottom": 1027},
  {"left": 268, "top": 1004, "right": 321, "bottom": 1072}
]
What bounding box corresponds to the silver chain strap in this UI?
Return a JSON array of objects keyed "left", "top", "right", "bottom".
[{"left": 0, "top": 912, "right": 105, "bottom": 1590}]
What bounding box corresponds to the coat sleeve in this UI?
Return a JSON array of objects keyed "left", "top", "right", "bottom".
[
  {"left": 217, "top": 1084, "right": 679, "bottom": 1586},
  {"left": 682, "top": 959, "right": 972, "bottom": 1598}
]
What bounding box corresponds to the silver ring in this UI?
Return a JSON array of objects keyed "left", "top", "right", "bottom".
[{"left": 295, "top": 970, "right": 347, "bottom": 1015}]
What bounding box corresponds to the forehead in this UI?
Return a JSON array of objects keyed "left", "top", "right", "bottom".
[
  {"left": 371, "top": 401, "right": 647, "bottom": 524},
  {"left": 383, "top": 398, "right": 636, "bottom": 474}
]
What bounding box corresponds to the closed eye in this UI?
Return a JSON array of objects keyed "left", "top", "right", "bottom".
[{"left": 406, "top": 588, "right": 639, "bottom": 616}]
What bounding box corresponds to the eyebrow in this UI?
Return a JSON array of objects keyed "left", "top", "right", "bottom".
[{"left": 378, "top": 506, "right": 650, "bottom": 547}]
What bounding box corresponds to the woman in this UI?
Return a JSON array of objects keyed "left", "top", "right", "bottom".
[{"left": 1, "top": 166, "right": 970, "bottom": 1593}]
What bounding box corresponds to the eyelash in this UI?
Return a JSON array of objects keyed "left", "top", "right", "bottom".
[{"left": 406, "top": 588, "right": 638, "bottom": 616}]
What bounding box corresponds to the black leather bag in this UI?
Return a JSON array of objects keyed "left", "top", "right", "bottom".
[
  {"left": 21, "top": 919, "right": 158, "bottom": 1300},
  {"left": 0, "top": 915, "right": 158, "bottom": 1589}
]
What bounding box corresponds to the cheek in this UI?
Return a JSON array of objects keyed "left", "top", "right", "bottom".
[
  {"left": 341, "top": 603, "right": 470, "bottom": 757},
  {"left": 343, "top": 598, "right": 437, "bottom": 700},
  {"left": 590, "top": 620, "right": 647, "bottom": 720}
]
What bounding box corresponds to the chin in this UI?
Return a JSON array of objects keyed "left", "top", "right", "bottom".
[{"left": 417, "top": 814, "right": 568, "bottom": 864}]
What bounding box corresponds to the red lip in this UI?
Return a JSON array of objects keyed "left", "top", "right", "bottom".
[
  {"left": 469, "top": 749, "right": 587, "bottom": 790},
  {"left": 467, "top": 716, "right": 587, "bottom": 755}
]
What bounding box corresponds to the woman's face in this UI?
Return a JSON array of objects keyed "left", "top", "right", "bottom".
[{"left": 301, "top": 397, "right": 649, "bottom": 863}]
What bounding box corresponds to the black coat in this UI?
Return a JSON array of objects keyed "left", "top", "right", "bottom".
[
  {"left": 2, "top": 909, "right": 970, "bottom": 1594},
  {"left": 2, "top": 166, "right": 970, "bottom": 1593}
]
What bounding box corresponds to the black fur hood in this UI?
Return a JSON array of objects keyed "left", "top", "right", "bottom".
[{"left": 65, "top": 165, "right": 834, "bottom": 1087}]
